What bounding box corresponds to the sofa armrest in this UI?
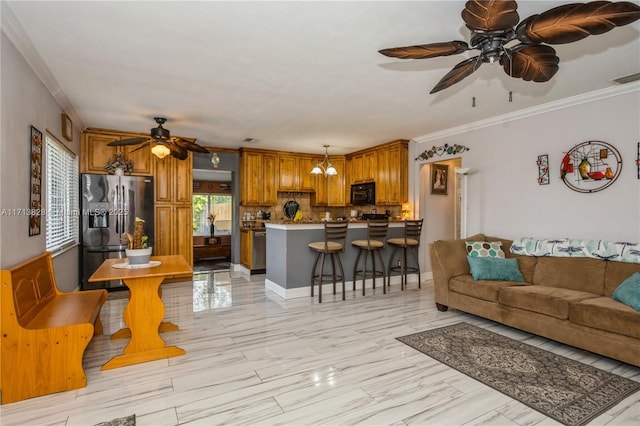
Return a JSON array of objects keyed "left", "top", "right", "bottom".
[{"left": 429, "top": 233, "right": 485, "bottom": 308}]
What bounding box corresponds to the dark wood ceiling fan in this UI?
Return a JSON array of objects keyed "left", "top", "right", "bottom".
[
  {"left": 379, "top": 1, "right": 640, "bottom": 93},
  {"left": 107, "top": 117, "right": 209, "bottom": 160}
]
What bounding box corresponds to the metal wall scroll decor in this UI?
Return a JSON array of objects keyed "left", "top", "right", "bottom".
[
  {"left": 537, "top": 154, "right": 549, "bottom": 185},
  {"left": 415, "top": 143, "right": 470, "bottom": 161},
  {"left": 29, "top": 126, "right": 43, "bottom": 236},
  {"left": 560, "top": 140, "right": 622, "bottom": 193}
]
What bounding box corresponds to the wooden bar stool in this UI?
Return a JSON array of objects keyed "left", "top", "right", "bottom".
[
  {"left": 387, "top": 219, "right": 423, "bottom": 290},
  {"left": 351, "top": 220, "right": 389, "bottom": 296},
  {"left": 308, "top": 221, "right": 349, "bottom": 303}
]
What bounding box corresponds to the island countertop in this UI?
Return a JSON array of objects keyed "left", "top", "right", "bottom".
[{"left": 264, "top": 221, "right": 409, "bottom": 299}]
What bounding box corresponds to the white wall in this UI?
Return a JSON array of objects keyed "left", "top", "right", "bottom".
[
  {"left": 413, "top": 88, "right": 640, "bottom": 272},
  {"left": 1, "top": 32, "right": 82, "bottom": 291}
]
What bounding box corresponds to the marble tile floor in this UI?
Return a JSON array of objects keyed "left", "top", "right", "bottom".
[{"left": 1, "top": 271, "right": 639, "bottom": 426}]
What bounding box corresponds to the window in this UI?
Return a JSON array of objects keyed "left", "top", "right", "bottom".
[
  {"left": 46, "top": 134, "right": 79, "bottom": 252},
  {"left": 193, "top": 194, "right": 232, "bottom": 236}
]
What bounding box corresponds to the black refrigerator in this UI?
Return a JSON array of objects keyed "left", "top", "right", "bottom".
[{"left": 80, "top": 173, "right": 154, "bottom": 290}]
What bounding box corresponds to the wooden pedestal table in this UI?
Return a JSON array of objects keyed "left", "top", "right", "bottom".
[{"left": 88, "top": 255, "right": 192, "bottom": 370}]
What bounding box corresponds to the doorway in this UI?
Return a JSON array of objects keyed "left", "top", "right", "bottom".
[{"left": 419, "top": 157, "right": 462, "bottom": 272}]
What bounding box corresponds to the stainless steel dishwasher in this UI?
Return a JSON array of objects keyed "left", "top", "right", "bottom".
[{"left": 251, "top": 230, "right": 267, "bottom": 270}]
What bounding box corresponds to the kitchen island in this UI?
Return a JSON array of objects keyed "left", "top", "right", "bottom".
[{"left": 265, "top": 221, "right": 410, "bottom": 299}]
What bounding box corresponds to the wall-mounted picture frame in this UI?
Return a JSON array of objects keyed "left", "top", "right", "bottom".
[
  {"left": 29, "top": 125, "right": 43, "bottom": 236},
  {"left": 61, "top": 112, "right": 73, "bottom": 142},
  {"left": 431, "top": 163, "right": 448, "bottom": 195}
]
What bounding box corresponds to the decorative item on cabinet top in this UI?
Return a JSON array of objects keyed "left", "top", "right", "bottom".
[
  {"left": 560, "top": 141, "right": 622, "bottom": 193},
  {"left": 104, "top": 153, "right": 134, "bottom": 175}
]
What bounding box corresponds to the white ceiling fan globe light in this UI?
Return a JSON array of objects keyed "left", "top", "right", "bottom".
[{"left": 151, "top": 144, "right": 171, "bottom": 159}]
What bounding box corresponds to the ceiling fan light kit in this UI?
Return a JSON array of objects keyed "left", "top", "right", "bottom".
[
  {"left": 379, "top": 0, "right": 640, "bottom": 93},
  {"left": 311, "top": 145, "right": 338, "bottom": 177},
  {"left": 107, "top": 117, "right": 209, "bottom": 161}
]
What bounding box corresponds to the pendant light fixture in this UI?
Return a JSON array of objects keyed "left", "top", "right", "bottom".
[{"left": 311, "top": 145, "right": 337, "bottom": 177}]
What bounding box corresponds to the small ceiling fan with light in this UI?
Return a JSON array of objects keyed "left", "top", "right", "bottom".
[
  {"left": 379, "top": 0, "right": 640, "bottom": 94},
  {"left": 107, "top": 117, "right": 209, "bottom": 160}
]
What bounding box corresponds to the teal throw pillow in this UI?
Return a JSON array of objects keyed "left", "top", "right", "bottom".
[
  {"left": 466, "top": 241, "right": 505, "bottom": 258},
  {"left": 612, "top": 272, "right": 640, "bottom": 312},
  {"left": 467, "top": 256, "right": 524, "bottom": 282}
]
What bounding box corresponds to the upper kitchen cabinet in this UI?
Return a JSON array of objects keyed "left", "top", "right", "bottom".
[
  {"left": 375, "top": 140, "right": 409, "bottom": 206},
  {"left": 311, "top": 157, "right": 346, "bottom": 206},
  {"left": 347, "top": 150, "right": 376, "bottom": 184},
  {"left": 155, "top": 153, "right": 193, "bottom": 203},
  {"left": 240, "top": 148, "right": 277, "bottom": 206},
  {"left": 278, "top": 154, "right": 317, "bottom": 192},
  {"left": 81, "top": 129, "right": 152, "bottom": 175}
]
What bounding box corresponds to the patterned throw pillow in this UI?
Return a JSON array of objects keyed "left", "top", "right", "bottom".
[{"left": 466, "top": 241, "right": 505, "bottom": 258}]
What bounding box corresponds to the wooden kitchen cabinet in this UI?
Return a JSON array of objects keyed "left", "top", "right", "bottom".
[
  {"left": 81, "top": 129, "right": 152, "bottom": 175},
  {"left": 311, "top": 157, "right": 346, "bottom": 206},
  {"left": 375, "top": 140, "right": 408, "bottom": 206},
  {"left": 278, "top": 154, "right": 316, "bottom": 192},
  {"left": 155, "top": 153, "right": 192, "bottom": 203},
  {"left": 240, "top": 149, "right": 277, "bottom": 206},
  {"left": 240, "top": 229, "right": 252, "bottom": 269},
  {"left": 154, "top": 153, "right": 193, "bottom": 275},
  {"left": 347, "top": 151, "right": 376, "bottom": 184}
]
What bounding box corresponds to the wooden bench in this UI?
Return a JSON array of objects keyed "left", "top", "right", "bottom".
[{"left": 0, "top": 252, "right": 107, "bottom": 404}]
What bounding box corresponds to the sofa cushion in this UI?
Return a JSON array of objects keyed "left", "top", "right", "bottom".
[
  {"left": 499, "top": 285, "right": 598, "bottom": 320},
  {"left": 612, "top": 273, "right": 640, "bottom": 312},
  {"left": 570, "top": 297, "right": 640, "bottom": 340},
  {"left": 468, "top": 257, "right": 524, "bottom": 282},
  {"left": 430, "top": 234, "right": 486, "bottom": 279},
  {"left": 604, "top": 261, "right": 640, "bottom": 297},
  {"left": 466, "top": 241, "right": 505, "bottom": 258},
  {"left": 450, "top": 275, "right": 526, "bottom": 303},
  {"left": 532, "top": 257, "right": 606, "bottom": 295}
]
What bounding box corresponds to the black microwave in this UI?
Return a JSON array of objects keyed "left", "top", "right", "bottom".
[{"left": 350, "top": 182, "right": 376, "bottom": 205}]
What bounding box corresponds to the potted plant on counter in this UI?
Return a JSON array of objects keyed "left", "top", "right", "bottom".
[{"left": 124, "top": 217, "right": 152, "bottom": 264}]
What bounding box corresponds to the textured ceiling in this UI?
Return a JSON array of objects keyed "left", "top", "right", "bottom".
[{"left": 4, "top": 1, "right": 640, "bottom": 156}]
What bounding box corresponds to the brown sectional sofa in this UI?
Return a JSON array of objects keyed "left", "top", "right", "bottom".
[{"left": 429, "top": 234, "right": 640, "bottom": 367}]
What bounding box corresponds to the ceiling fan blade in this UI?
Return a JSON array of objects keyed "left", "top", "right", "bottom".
[
  {"left": 430, "top": 56, "right": 483, "bottom": 94},
  {"left": 165, "top": 142, "right": 189, "bottom": 160},
  {"left": 501, "top": 45, "right": 559, "bottom": 82},
  {"left": 519, "top": 1, "right": 640, "bottom": 44},
  {"left": 106, "top": 137, "right": 149, "bottom": 146},
  {"left": 127, "top": 141, "right": 151, "bottom": 153},
  {"left": 379, "top": 41, "right": 469, "bottom": 59},
  {"left": 461, "top": 0, "right": 520, "bottom": 32},
  {"left": 172, "top": 137, "right": 209, "bottom": 153}
]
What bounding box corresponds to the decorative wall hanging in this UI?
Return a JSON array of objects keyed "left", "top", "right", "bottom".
[
  {"left": 431, "top": 164, "right": 448, "bottom": 195},
  {"left": 537, "top": 154, "right": 549, "bottom": 185},
  {"left": 416, "top": 143, "right": 470, "bottom": 161},
  {"left": 61, "top": 113, "right": 72, "bottom": 142},
  {"left": 29, "top": 126, "right": 43, "bottom": 236},
  {"left": 560, "top": 140, "right": 622, "bottom": 193}
]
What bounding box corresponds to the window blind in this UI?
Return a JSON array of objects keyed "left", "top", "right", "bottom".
[{"left": 46, "top": 134, "right": 78, "bottom": 252}]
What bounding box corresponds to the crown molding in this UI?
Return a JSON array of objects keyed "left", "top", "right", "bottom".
[
  {"left": 1, "top": 2, "right": 84, "bottom": 129},
  {"left": 413, "top": 83, "right": 640, "bottom": 145}
]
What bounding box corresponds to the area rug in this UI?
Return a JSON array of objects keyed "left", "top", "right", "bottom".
[
  {"left": 397, "top": 322, "right": 640, "bottom": 426},
  {"left": 94, "top": 414, "right": 135, "bottom": 426}
]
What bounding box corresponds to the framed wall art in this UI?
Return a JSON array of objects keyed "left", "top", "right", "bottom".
[
  {"left": 29, "top": 125, "right": 43, "bottom": 236},
  {"left": 431, "top": 163, "right": 448, "bottom": 195}
]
